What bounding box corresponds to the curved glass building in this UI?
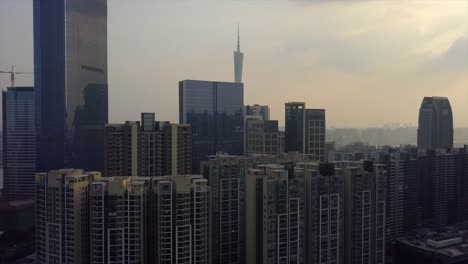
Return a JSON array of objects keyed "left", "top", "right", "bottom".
[{"left": 417, "top": 97, "right": 453, "bottom": 149}]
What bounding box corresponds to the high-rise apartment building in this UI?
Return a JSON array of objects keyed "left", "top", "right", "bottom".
[
  {"left": 412, "top": 149, "right": 465, "bottom": 230},
  {"left": 179, "top": 80, "right": 244, "bottom": 173},
  {"left": 34, "top": 0, "right": 108, "bottom": 172},
  {"left": 245, "top": 164, "right": 305, "bottom": 264},
  {"left": 285, "top": 102, "right": 326, "bottom": 161},
  {"left": 245, "top": 119, "right": 280, "bottom": 156},
  {"left": 245, "top": 104, "right": 270, "bottom": 121},
  {"left": 417, "top": 96, "right": 453, "bottom": 149},
  {"left": 37, "top": 172, "right": 209, "bottom": 264},
  {"left": 150, "top": 175, "right": 209, "bottom": 264},
  {"left": 140, "top": 113, "right": 192, "bottom": 176},
  {"left": 342, "top": 161, "right": 386, "bottom": 264},
  {"left": 35, "top": 169, "right": 101, "bottom": 264},
  {"left": 298, "top": 162, "right": 345, "bottom": 264},
  {"left": 104, "top": 121, "right": 142, "bottom": 176},
  {"left": 104, "top": 114, "right": 191, "bottom": 177},
  {"left": 234, "top": 27, "right": 244, "bottom": 83},
  {"left": 384, "top": 149, "right": 416, "bottom": 255},
  {"left": 201, "top": 154, "right": 247, "bottom": 264},
  {"left": 2, "top": 87, "right": 36, "bottom": 200},
  {"left": 90, "top": 177, "right": 149, "bottom": 264}
]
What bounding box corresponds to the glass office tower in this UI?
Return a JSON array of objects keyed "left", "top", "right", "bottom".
[
  {"left": 179, "top": 80, "right": 244, "bottom": 173},
  {"left": 2, "top": 87, "right": 36, "bottom": 200},
  {"left": 34, "top": 0, "right": 108, "bottom": 171}
]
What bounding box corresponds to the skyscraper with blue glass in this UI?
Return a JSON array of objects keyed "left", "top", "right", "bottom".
[
  {"left": 179, "top": 80, "right": 244, "bottom": 173},
  {"left": 2, "top": 87, "right": 36, "bottom": 200},
  {"left": 34, "top": 0, "right": 108, "bottom": 172}
]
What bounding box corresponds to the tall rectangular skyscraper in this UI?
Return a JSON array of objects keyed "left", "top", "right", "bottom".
[
  {"left": 179, "top": 80, "right": 244, "bottom": 173},
  {"left": 417, "top": 96, "right": 453, "bottom": 149},
  {"left": 2, "top": 87, "right": 36, "bottom": 200},
  {"left": 305, "top": 109, "right": 326, "bottom": 162},
  {"left": 285, "top": 102, "right": 306, "bottom": 153},
  {"left": 34, "top": 0, "right": 108, "bottom": 172},
  {"left": 285, "top": 102, "right": 326, "bottom": 161}
]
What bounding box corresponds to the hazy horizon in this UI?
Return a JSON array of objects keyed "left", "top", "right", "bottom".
[{"left": 0, "top": 0, "right": 467, "bottom": 127}]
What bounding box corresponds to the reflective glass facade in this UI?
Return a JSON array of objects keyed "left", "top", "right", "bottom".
[
  {"left": 179, "top": 80, "right": 244, "bottom": 173},
  {"left": 34, "top": 0, "right": 108, "bottom": 171},
  {"left": 2, "top": 87, "right": 36, "bottom": 200}
]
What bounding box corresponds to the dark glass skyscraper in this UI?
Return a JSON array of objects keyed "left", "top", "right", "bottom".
[
  {"left": 417, "top": 96, "right": 453, "bottom": 149},
  {"left": 34, "top": 0, "right": 108, "bottom": 171},
  {"left": 179, "top": 80, "right": 244, "bottom": 173},
  {"left": 2, "top": 87, "right": 36, "bottom": 200},
  {"left": 285, "top": 102, "right": 305, "bottom": 152}
]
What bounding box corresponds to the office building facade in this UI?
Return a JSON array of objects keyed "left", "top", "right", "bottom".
[
  {"left": 285, "top": 102, "right": 326, "bottom": 161},
  {"left": 2, "top": 87, "right": 36, "bottom": 200},
  {"left": 417, "top": 97, "right": 453, "bottom": 149},
  {"left": 34, "top": 0, "right": 108, "bottom": 172},
  {"left": 245, "top": 104, "right": 270, "bottom": 121},
  {"left": 305, "top": 109, "right": 326, "bottom": 162},
  {"left": 179, "top": 80, "right": 244, "bottom": 173},
  {"left": 245, "top": 119, "right": 280, "bottom": 156},
  {"left": 35, "top": 169, "right": 101, "bottom": 264},
  {"left": 201, "top": 154, "right": 246, "bottom": 264},
  {"left": 285, "top": 102, "right": 306, "bottom": 153}
]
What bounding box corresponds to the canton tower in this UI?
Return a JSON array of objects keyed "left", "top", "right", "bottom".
[{"left": 233, "top": 26, "right": 244, "bottom": 83}]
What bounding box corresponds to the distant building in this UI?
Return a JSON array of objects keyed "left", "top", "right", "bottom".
[
  {"left": 104, "top": 113, "right": 191, "bottom": 177},
  {"left": 2, "top": 87, "right": 36, "bottom": 200},
  {"left": 35, "top": 169, "right": 101, "bottom": 264},
  {"left": 285, "top": 102, "right": 326, "bottom": 161},
  {"left": 245, "top": 119, "right": 280, "bottom": 156},
  {"left": 34, "top": 0, "right": 108, "bottom": 172},
  {"left": 395, "top": 223, "right": 468, "bottom": 264},
  {"left": 179, "top": 80, "right": 244, "bottom": 173},
  {"left": 234, "top": 27, "right": 244, "bottom": 83},
  {"left": 285, "top": 102, "right": 306, "bottom": 153},
  {"left": 246, "top": 164, "right": 305, "bottom": 264},
  {"left": 305, "top": 109, "right": 326, "bottom": 162},
  {"left": 245, "top": 104, "right": 270, "bottom": 121},
  {"left": 417, "top": 97, "right": 453, "bottom": 149},
  {"left": 325, "top": 142, "right": 336, "bottom": 162},
  {"left": 201, "top": 154, "right": 247, "bottom": 264}
]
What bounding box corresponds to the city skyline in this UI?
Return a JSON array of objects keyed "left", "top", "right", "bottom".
[{"left": 0, "top": 0, "right": 467, "bottom": 128}]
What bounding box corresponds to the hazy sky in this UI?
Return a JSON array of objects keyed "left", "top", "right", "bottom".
[{"left": 0, "top": 0, "right": 467, "bottom": 127}]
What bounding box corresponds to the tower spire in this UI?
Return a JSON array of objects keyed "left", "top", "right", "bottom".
[{"left": 237, "top": 25, "right": 240, "bottom": 52}]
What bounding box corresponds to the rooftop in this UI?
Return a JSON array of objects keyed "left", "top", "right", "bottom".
[{"left": 398, "top": 222, "right": 468, "bottom": 258}]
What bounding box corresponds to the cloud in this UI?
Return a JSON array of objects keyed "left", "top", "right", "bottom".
[{"left": 425, "top": 35, "right": 468, "bottom": 73}]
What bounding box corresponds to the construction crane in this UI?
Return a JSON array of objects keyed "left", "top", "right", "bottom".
[{"left": 0, "top": 66, "right": 32, "bottom": 88}]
